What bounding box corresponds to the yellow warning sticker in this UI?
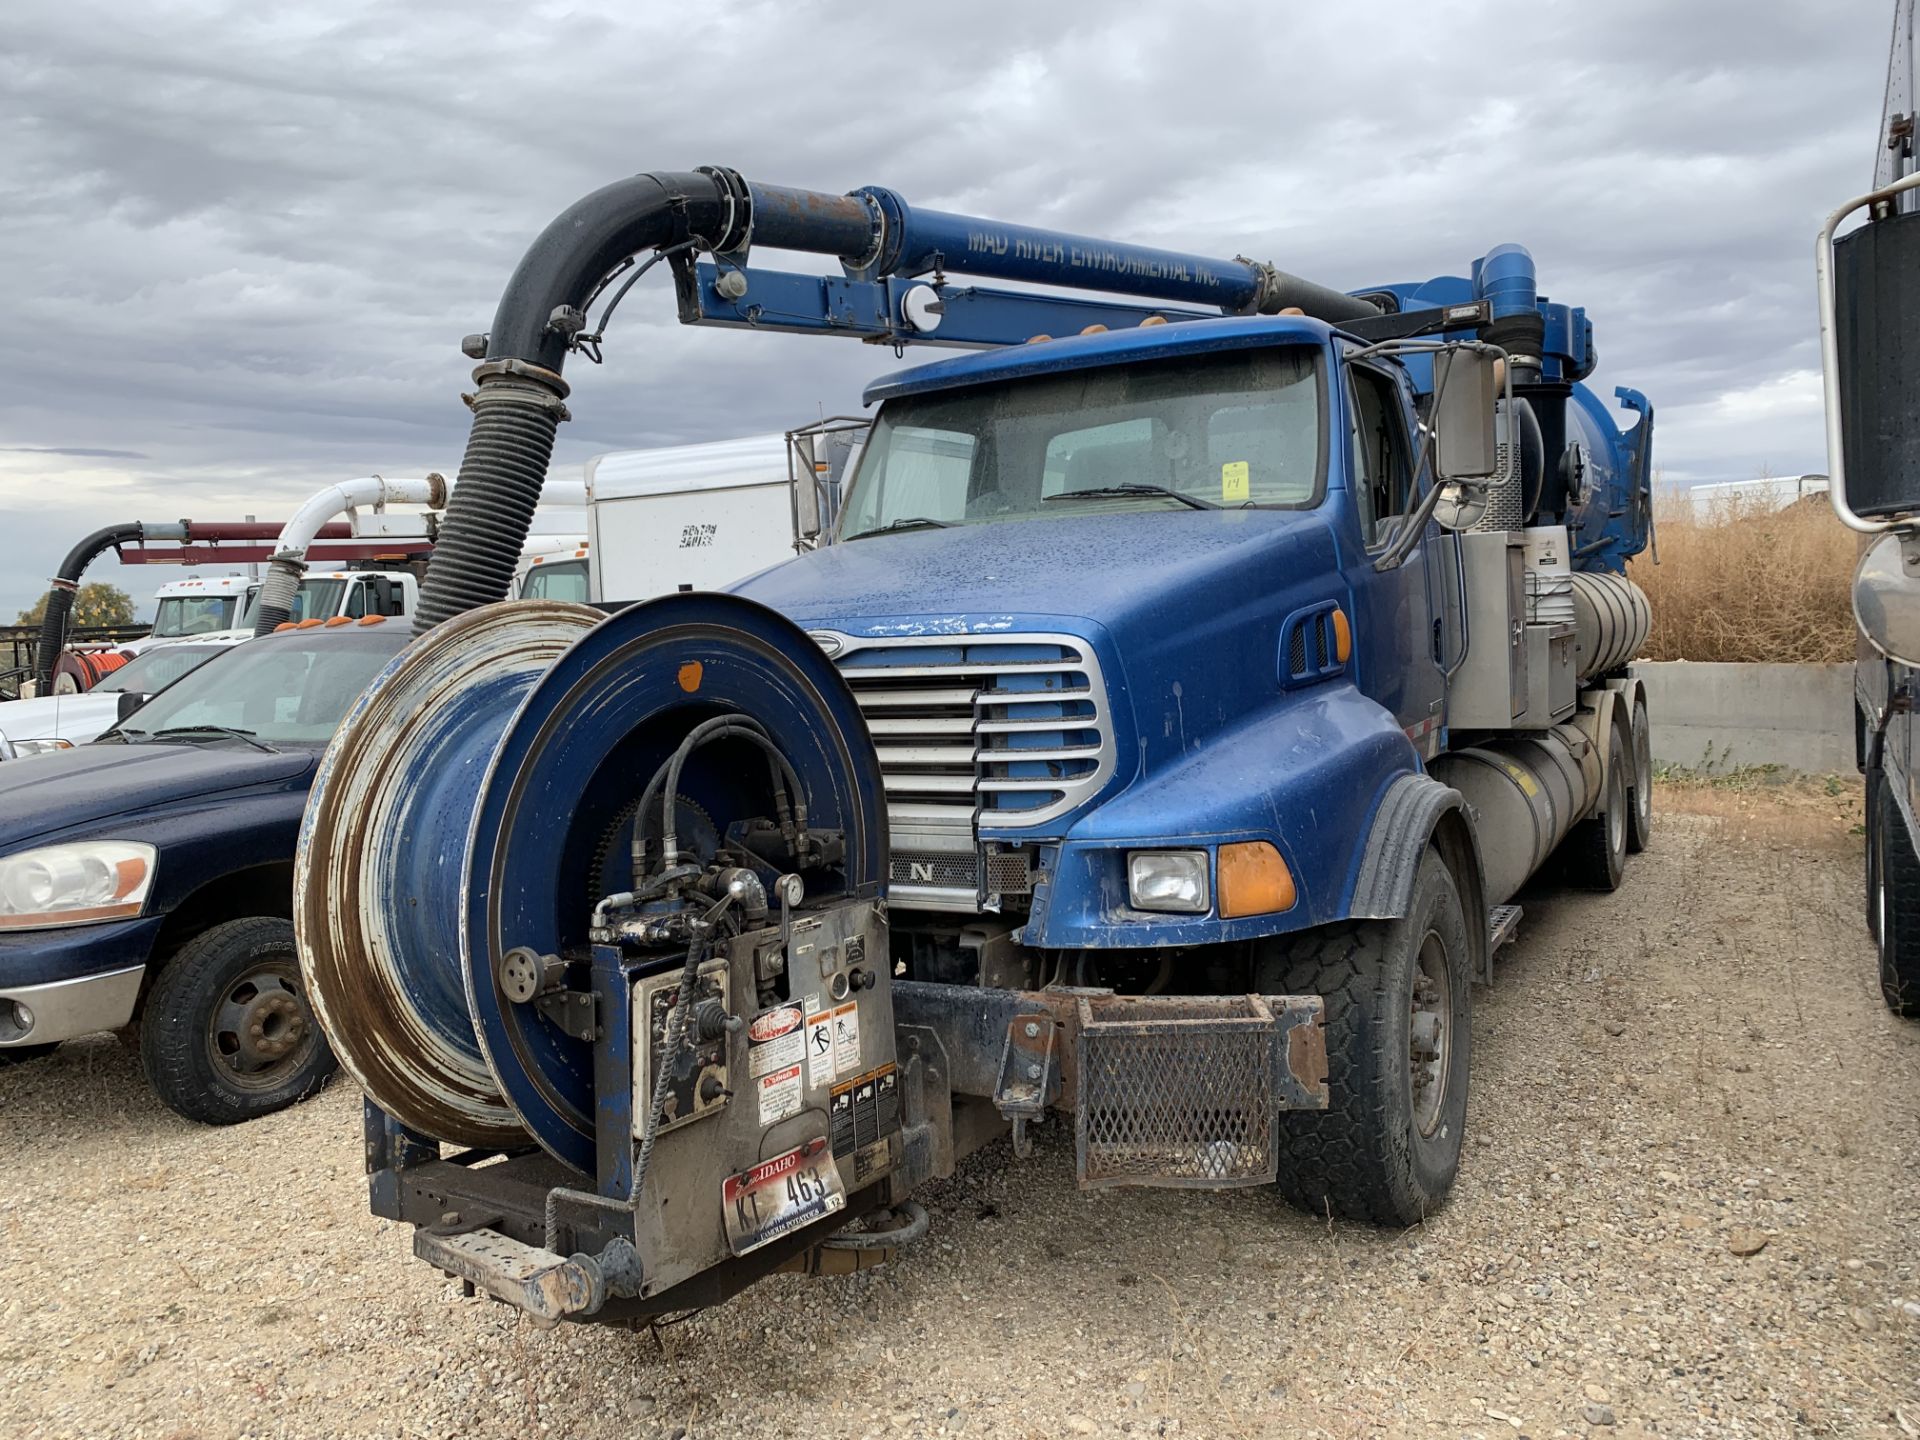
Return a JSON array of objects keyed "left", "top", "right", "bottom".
[{"left": 1221, "top": 461, "right": 1250, "bottom": 503}]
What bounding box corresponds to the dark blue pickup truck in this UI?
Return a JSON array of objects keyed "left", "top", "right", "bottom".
[{"left": 0, "top": 619, "right": 409, "bottom": 1120}]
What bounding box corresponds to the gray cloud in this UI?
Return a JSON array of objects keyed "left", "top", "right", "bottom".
[{"left": 0, "top": 0, "right": 1890, "bottom": 619}]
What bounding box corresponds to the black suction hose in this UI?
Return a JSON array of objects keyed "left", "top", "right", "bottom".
[
  {"left": 33, "top": 522, "right": 152, "bottom": 693},
  {"left": 413, "top": 171, "right": 751, "bottom": 635}
]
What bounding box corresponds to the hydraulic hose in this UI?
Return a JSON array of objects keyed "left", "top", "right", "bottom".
[
  {"left": 413, "top": 171, "right": 749, "bottom": 635},
  {"left": 33, "top": 522, "right": 184, "bottom": 693}
]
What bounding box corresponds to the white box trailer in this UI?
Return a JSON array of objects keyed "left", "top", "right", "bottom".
[{"left": 582, "top": 423, "right": 866, "bottom": 603}]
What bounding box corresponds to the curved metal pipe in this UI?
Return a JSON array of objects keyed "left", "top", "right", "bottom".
[
  {"left": 32, "top": 521, "right": 186, "bottom": 693},
  {"left": 252, "top": 473, "right": 447, "bottom": 636}
]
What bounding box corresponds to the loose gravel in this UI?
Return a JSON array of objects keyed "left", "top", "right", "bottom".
[{"left": 4, "top": 783, "right": 1918, "bottom": 1439}]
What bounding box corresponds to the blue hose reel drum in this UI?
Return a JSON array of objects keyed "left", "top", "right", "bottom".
[
  {"left": 297, "top": 591, "right": 886, "bottom": 1174},
  {"left": 464, "top": 592, "right": 887, "bottom": 1172}
]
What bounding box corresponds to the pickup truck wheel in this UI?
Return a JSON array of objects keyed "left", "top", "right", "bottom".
[
  {"left": 1566, "top": 725, "right": 1629, "bottom": 891},
  {"left": 140, "top": 917, "right": 338, "bottom": 1124},
  {"left": 1873, "top": 772, "right": 1920, "bottom": 1018},
  {"left": 0, "top": 1044, "right": 57, "bottom": 1066},
  {"left": 1260, "top": 849, "right": 1472, "bottom": 1226},
  {"left": 1626, "top": 697, "right": 1653, "bottom": 854}
]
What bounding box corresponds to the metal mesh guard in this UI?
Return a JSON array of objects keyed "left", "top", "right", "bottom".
[{"left": 1074, "top": 994, "right": 1278, "bottom": 1190}]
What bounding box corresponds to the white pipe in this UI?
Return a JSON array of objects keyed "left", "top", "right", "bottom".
[
  {"left": 1816, "top": 171, "right": 1920, "bottom": 534},
  {"left": 252, "top": 473, "right": 449, "bottom": 636},
  {"left": 269, "top": 473, "right": 449, "bottom": 562}
]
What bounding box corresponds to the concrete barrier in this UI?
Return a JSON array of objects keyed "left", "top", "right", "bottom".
[{"left": 1629, "top": 661, "right": 1855, "bottom": 775}]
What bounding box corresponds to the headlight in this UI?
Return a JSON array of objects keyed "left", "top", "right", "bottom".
[
  {"left": 7, "top": 738, "right": 74, "bottom": 758},
  {"left": 0, "top": 841, "right": 156, "bottom": 930},
  {"left": 1127, "top": 850, "right": 1210, "bottom": 914}
]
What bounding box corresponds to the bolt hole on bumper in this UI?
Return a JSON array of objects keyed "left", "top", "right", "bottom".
[{"left": 1073, "top": 993, "right": 1326, "bottom": 1189}]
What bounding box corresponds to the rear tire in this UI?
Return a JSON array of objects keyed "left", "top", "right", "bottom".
[
  {"left": 1260, "top": 850, "right": 1473, "bottom": 1226},
  {"left": 1626, "top": 697, "right": 1653, "bottom": 854},
  {"left": 1566, "top": 724, "right": 1629, "bottom": 892},
  {"left": 1873, "top": 772, "right": 1920, "bottom": 1018},
  {"left": 140, "top": 917, "right": 338, "bottom": 1124}
]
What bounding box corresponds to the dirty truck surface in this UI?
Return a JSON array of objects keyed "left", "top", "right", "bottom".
[{"left": 3, "top": 785, "right": 1917, "bottom": 1440}]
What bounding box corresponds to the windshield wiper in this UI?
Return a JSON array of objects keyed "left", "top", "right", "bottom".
[
  {"left": 149, "top": 725, "right": 277, "bottom": 754},
  {"left": 1043, "top": 483, "right": 1220, "bottom": 511},
  {"left": 845, "top": 516, "right": 955, "bottom": 539}
]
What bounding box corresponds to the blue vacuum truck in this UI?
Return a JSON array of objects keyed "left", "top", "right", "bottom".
[
  {"left": 294, "top": 168, "right": 1656, "bottom": 1324},
  {"left": 1840, "top": 0, "right": 1920, "bottom": 1018}
]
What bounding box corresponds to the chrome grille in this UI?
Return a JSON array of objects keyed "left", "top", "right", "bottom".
[{"left": 816, "top": 630, "right": 1114, "bottom": 906}]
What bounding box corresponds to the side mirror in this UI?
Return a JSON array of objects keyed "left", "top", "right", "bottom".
[
  {"left": 116, "top": 690, "right": 148, "bottom": 723},
  {"left": 791, "top": 433, "right": 823, "bottom": 542},
  {"left": 1431, "top": 346, "right": 1501, "bottom": 484},
  {"left": 1855, "top": 532, "right": 1920, "bottom": 666}
]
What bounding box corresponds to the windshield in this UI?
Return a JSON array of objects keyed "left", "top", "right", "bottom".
[
  {"left": 520, "top": 558, "right": 590, "bottom": 602},
  {"left": 839, "top": 347, "right": 1324, "bottom": 539},
  {"left": 151, "top": 594, "right": 240, "bottom": 637},
  {"left": 289, "top": 578, "right": 348, "bottom": 622},
  {"left": 109, "top": 628, "right": 408, "bottom": 746},
  {"left": 95, "top": 644, "right": 225, "bottom": 695}
]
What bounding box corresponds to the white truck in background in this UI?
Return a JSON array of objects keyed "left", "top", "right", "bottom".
[{"left": 566, "top": 421, "right": 866, "bottom": 603}]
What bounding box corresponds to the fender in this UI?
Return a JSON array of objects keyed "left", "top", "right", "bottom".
[
  {"left": 1348, "top": 772, "right": 1493, "bottom": 982},
  {"left": 1020, "top": 682, "right": 1416, "bottom": 949},
  {"left": 1576, "top": 686, "right": 1634, "bottom": 822},
  {"left": 1603, "top": 672, "right": 1651, "bottom": 785}
]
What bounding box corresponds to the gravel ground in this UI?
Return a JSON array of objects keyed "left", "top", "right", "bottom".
[{"left": 4, "top": 781, "right": 1918, "bottom": 1440}]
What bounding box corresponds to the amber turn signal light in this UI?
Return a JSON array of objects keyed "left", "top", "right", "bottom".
[{"left": 1217, "top": 841, "right": 1296, "bottom": 918}]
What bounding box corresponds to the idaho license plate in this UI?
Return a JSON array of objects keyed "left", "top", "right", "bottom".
[{"left": 721, "top": 1136, "right": 846, "bottom": 1256}]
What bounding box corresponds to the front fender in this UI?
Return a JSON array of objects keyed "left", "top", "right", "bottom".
[{"left": 1018, "top": 682, "right": 1417, "bottom": 949}]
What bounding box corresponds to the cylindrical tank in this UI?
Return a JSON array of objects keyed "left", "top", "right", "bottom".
[
  {"left": 1429, "top": 723, "right": 1602, "bottom": 904},
  {"left": 1569, "top": 571, "right": 1651, "bottom": 679}
]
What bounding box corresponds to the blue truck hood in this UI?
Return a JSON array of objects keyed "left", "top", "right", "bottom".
[
  {"left": 0, "top": 743, "right": 316, "bottom": 851},
  {"left": 735, "top": 508, "right": 1330, "bottom": 632}
]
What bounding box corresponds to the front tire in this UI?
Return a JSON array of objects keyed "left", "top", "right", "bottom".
[
  {"left": 1874, "top": 773, "right": 1920, "bottom": 1018},
  {"left": 1261, "top": 850, "right": 1473, "bottom": 1226},
  {"left": 140, "top": 917, "right": 338, "bottom": 1124}
]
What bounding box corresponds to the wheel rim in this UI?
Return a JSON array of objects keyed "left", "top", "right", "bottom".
[
  {"left": 1409, "top": 930, "right": 1453, "bottom": 1138},
  {"left": 207, "top": 958, "right": 318, "bottom": 1092},
  {"left": 1633, "top": 710, "right": 1652, "bottom": 835},
  {"left": 1607, "top": 763, "right": 1627, "bottom": 856}
]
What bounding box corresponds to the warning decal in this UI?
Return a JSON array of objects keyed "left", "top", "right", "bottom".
[
  {"left": 757, "top": 1063, "right": 802, "bottom": 1125},
  {"left": 748, "top": 1003, "right": 805, "bottom": 1079}
]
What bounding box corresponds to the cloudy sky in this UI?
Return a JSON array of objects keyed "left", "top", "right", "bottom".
[{"left": 0, "top": 0, "right": 1891, "bottom": 620}]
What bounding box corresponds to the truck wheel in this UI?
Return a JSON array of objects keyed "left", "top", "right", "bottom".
[
  {"left": 1260, "top": 849, "right": 1472, "bottom": 1226},
  {"left": 1873, "top": 773, "right": 1920, "bottom": 1018},
  {"left": 140, "top": 917, "right": 338, "bottom": 1124},
  {"left": 1626, "top": 697, "right": 1653, "bottom": 853},
  {"left": 1867, "top": 760, "right": 1884, "bottom": 943},
  {"left": 1566, "top": 725, "right": 1628, "bottom": 891},
  {"left": 0, "top": 1044, "right": 57, "bottom": 1066}
]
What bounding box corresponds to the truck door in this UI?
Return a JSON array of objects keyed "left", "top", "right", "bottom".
[{"left": 1344, "top": 363, "right": 1448, "bottom": 754}]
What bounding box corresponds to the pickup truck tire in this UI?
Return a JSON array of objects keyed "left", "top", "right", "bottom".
[
  {"left": 1566, "top": 725, "right": 1628, "bottom": 891},
  {"left": 1626, "top": 697, "right": 1653, "bottom": 854},
  {"left": 140, "top": 917, "right": 339, "bottom": 1124},
  {"left": 1261, "top": 849, "right": 1472, "bottom": 1226},
  {"left": 0, "top": 1044, "right": 57, "bottom": 1066},
  {"left": 1873, "top": 772, "right": 1920, "bottom": 1018}
]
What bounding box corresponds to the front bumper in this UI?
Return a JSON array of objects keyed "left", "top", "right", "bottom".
[{"left": 0, "top": 914, "right": 162, "bottom": 1047}]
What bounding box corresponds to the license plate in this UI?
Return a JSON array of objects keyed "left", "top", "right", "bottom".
[{"left": 721, "top": 1136, "right": 846, "bottom": 1256}]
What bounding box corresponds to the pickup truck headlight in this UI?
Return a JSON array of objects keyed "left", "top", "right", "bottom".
[
  {"left": 5, "top": 738, "right": 74, "bottom": 759},
  {"left": 0, "top": 841, "right": 157, "bottom": 930},
  {"left": 1127, "top": 850, "right": 1210, "bottom": 914}
]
